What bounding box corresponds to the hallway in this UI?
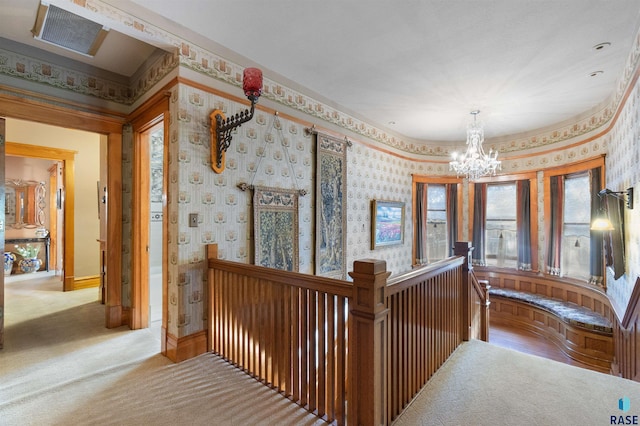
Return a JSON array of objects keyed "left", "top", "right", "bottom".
[{"left": 0, "top": 275, "right": 323, "bottom": 425}]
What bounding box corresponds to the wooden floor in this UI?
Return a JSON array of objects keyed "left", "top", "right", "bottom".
[{"left": 488, "top": 323, "right": 609, "bottom": 374}]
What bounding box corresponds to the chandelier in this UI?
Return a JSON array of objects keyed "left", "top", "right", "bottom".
[{"left": 449, "top": 110, "right": 501, "bottom": 180}]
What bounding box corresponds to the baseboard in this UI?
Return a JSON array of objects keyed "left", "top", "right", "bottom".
[
  {"left": 73, "top": 275, "right": 100, "bottom": 290},
  {"left": 165, "top": 330, "right": 208, "bottom": 363}
]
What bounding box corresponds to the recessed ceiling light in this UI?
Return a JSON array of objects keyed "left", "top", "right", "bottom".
[
  {"left": 589, "top": 70, "right": 604, "bottom": 77},
  {"left": 593, "top": 42, "right": 611, "bottom": 51}
]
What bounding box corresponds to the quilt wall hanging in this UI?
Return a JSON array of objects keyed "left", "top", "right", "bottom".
[{"left": 309, "top": 128, "right": 350, "bottom": 279}]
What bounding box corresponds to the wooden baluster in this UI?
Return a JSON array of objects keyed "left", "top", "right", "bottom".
[
  {"left": 318, "top": 291, "right": 326, "bottom": 418},
  {"left": 300, "top": 288, "right": 309, "bottom": 407},
  {"left": 309, "top": 290, "right": 317, "bottom": 412},
  {"left": 292, "top": 286, "right": 301, "bottom": 402},
  {"left": 348, "top": 259, "right": 390, "bottom": 426},
  {"left": 206, "top": 244, "right": 217, "bottom": 353},
  {"left": 454, "top": 241, "right": 473, "bottom": 341},
  {"left": 326, "top": 294, "right": 336, "bottom": 422},
  {"left": 335, "top": 295, "right": 347, "bottom": 424}
]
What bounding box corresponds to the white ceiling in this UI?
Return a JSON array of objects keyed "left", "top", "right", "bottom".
[
  {"left": 0, "top": 0, "right": 158, "bottom": 78},
  {"left": 2, "top": 0, "right": 640, "bottom": 144}
]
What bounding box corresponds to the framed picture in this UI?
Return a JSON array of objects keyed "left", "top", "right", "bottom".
[{"left": 371, "top": 200, "right": 405, "bottom": 249}]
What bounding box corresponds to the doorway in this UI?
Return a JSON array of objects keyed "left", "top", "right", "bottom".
[
  {"left": 129, "top": 101, "right": 168, "bottom": 345},
  {"left": 148, "top": 123, "right": 164, "bottom": 337},
  {"left": 0, "top": 116, "right": 107, "bottom": 350},
  {"left": 5, "top": 140, "right": 78, "bottom": 291},
  {"left": 0, "top": 93, "right": 126, "bottom": 338}
]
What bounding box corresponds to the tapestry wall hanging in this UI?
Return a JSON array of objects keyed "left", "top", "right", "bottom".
[
  {"left": 313, "top": 131, "right": 349, "bottom": 279},
  {"left": 253, "top": 186, "right": 299, "bottom": 272}
]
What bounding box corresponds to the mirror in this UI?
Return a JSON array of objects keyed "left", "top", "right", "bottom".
[{"left": 5, "top": 179, "right": 46, "bottom": 228}]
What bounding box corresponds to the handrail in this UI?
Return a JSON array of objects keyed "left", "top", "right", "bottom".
[
  {"left": 379, "top": 254, "right": 467, "bottom": 423},
  {"left": 469, "top": 269, "right": 488, "bottom": 305},
  {"left": 386, "top": 256, "right": 465, "bottom": 295},
  {"left": 208, "top": 257, "right": 353, "bottom": 297},
  {"left": 621, "top": 276, "right": 640, "bottom": 329},
  {"left": 613, "top": 276, "right": 640, "bottom": 381}
]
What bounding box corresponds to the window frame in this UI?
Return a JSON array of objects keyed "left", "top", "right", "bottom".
[
  {"left": 411, "top": 175, "right": 462, "bottom": 267},
  {"left": 543, "top": 155, "right": 605, "bottom": 282},
  {"left": 424, "top": 183, "right": 448, "bottom": 263},
  {"left": 560, "top": 171, "right": 591, "bottom": 280},
  {"left": 484, "top": 182, "right": 518, "bottom": 268},
  {"left": 469, "top": 171, "right": 539, "bottom": 272}
]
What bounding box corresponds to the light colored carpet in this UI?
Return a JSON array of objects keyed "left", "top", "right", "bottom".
[
  {"left": 394, "top": 339, "right": 640, "bottom": 426},
  {"left": 2, "top": 274, "right": 640, "bottom": 426},
  {"left": 0, "top": 275, "right": 324, "bottom": 426}
]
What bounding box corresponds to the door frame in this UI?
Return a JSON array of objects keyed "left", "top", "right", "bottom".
[
  {"left": 0, "top": 89, "right": 126, "bottom": 328},
  {"left": 1, "top": 117, "right": 5, "bottom": 349},
  {"left": 47, "top": 164, "right": 59, "bottom": 272},
  {"left": 128, "top": 92, "right": 169, "bottom": 353},
  {"left": 6, "top": 142, "right": 75, "bottom": 290}
]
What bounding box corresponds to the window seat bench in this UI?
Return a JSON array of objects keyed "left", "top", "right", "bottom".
[
  {"left": 476, "top": 270, "right": 614, "bottom": 373},
  {"left": 488, "top": 288, "right": 613, "bottom": 335}
]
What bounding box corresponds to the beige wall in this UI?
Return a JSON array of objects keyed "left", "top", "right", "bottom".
[{"left": 5, "top": 118, "right": 101, "bottom": 278}]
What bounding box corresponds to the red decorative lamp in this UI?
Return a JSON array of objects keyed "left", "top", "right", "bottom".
[{"left": 210, "top": 67, "right": 263, "bottom": 173}]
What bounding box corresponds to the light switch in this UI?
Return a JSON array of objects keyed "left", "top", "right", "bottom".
[{"left": 189, "top": 213, "right": 198, "bottom": 228}]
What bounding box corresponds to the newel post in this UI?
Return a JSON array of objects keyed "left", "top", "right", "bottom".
[
  {"left": 454, "top": 241, "right": 473, "bottom": 341},
  {"left": 348, "top": 259, "right": 391, "bottom": 426}
]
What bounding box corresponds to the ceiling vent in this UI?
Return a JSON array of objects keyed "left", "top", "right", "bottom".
[{"left": 32, "top": 2, "right": 109, "bottom": 57}]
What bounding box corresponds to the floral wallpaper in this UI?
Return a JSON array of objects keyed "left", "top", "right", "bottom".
[
  {"left": 165, "top": 83, "right": 418, "bottom": 337},
  {"left": 604, "top": 73, "right": 640, "bottom": 314},
  {"left": 0, "top": 44, "right": 177, "bottom": 107}
]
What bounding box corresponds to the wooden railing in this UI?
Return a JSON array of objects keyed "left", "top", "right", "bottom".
[
  {"left": 207, "top": 245, "right": 352, "bottom": 424},
  {"left": 468, "top": 271, "right": 490, "bottom": 341},
  {"left": 613, "top": 276, "right": 640, "bottom": 381},
  {"left": 384, "top": 256, "right": 465, "bottom": 423},
  {"left": 207, "top": 242, "right": 485, "bottom": 425}
]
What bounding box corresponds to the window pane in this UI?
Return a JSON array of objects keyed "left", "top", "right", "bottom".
[
  {"left": 426, "top": 184, "right": 448, "bottom": 262},
  {"left": 562, "top": 174, "right": 591, "bottom": 280},
  {"left": 486, "top": 183, "right": 517, "bottom": 268},
  {"left": 486, "top": 184, "right": 517, "bottom": 220}
]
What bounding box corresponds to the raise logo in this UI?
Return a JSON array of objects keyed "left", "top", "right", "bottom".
[{"left": 611, "top": 397, "right": 638, "bottom": 425}]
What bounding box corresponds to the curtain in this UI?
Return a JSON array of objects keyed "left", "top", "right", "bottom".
[
  {"left": 546, "top": 175, "right": 563, "bottom": 275},
  {"left": 415, "top": 183, "right": 428, "bottom": 264},
  {"left": 605, "top": 196, "right": 626, "bottom": 280},
  {"left": 472, "top": 183, "right": 486, "bottom": 266},
  {"left": 517, "top": 180, "right": 532, "bottom": 271},
  {"left": 446, "top": 183, "right": 458, "bottom": 257},
  {"left": 589, "top": 167, "right": 604, "bottom": 286}
]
